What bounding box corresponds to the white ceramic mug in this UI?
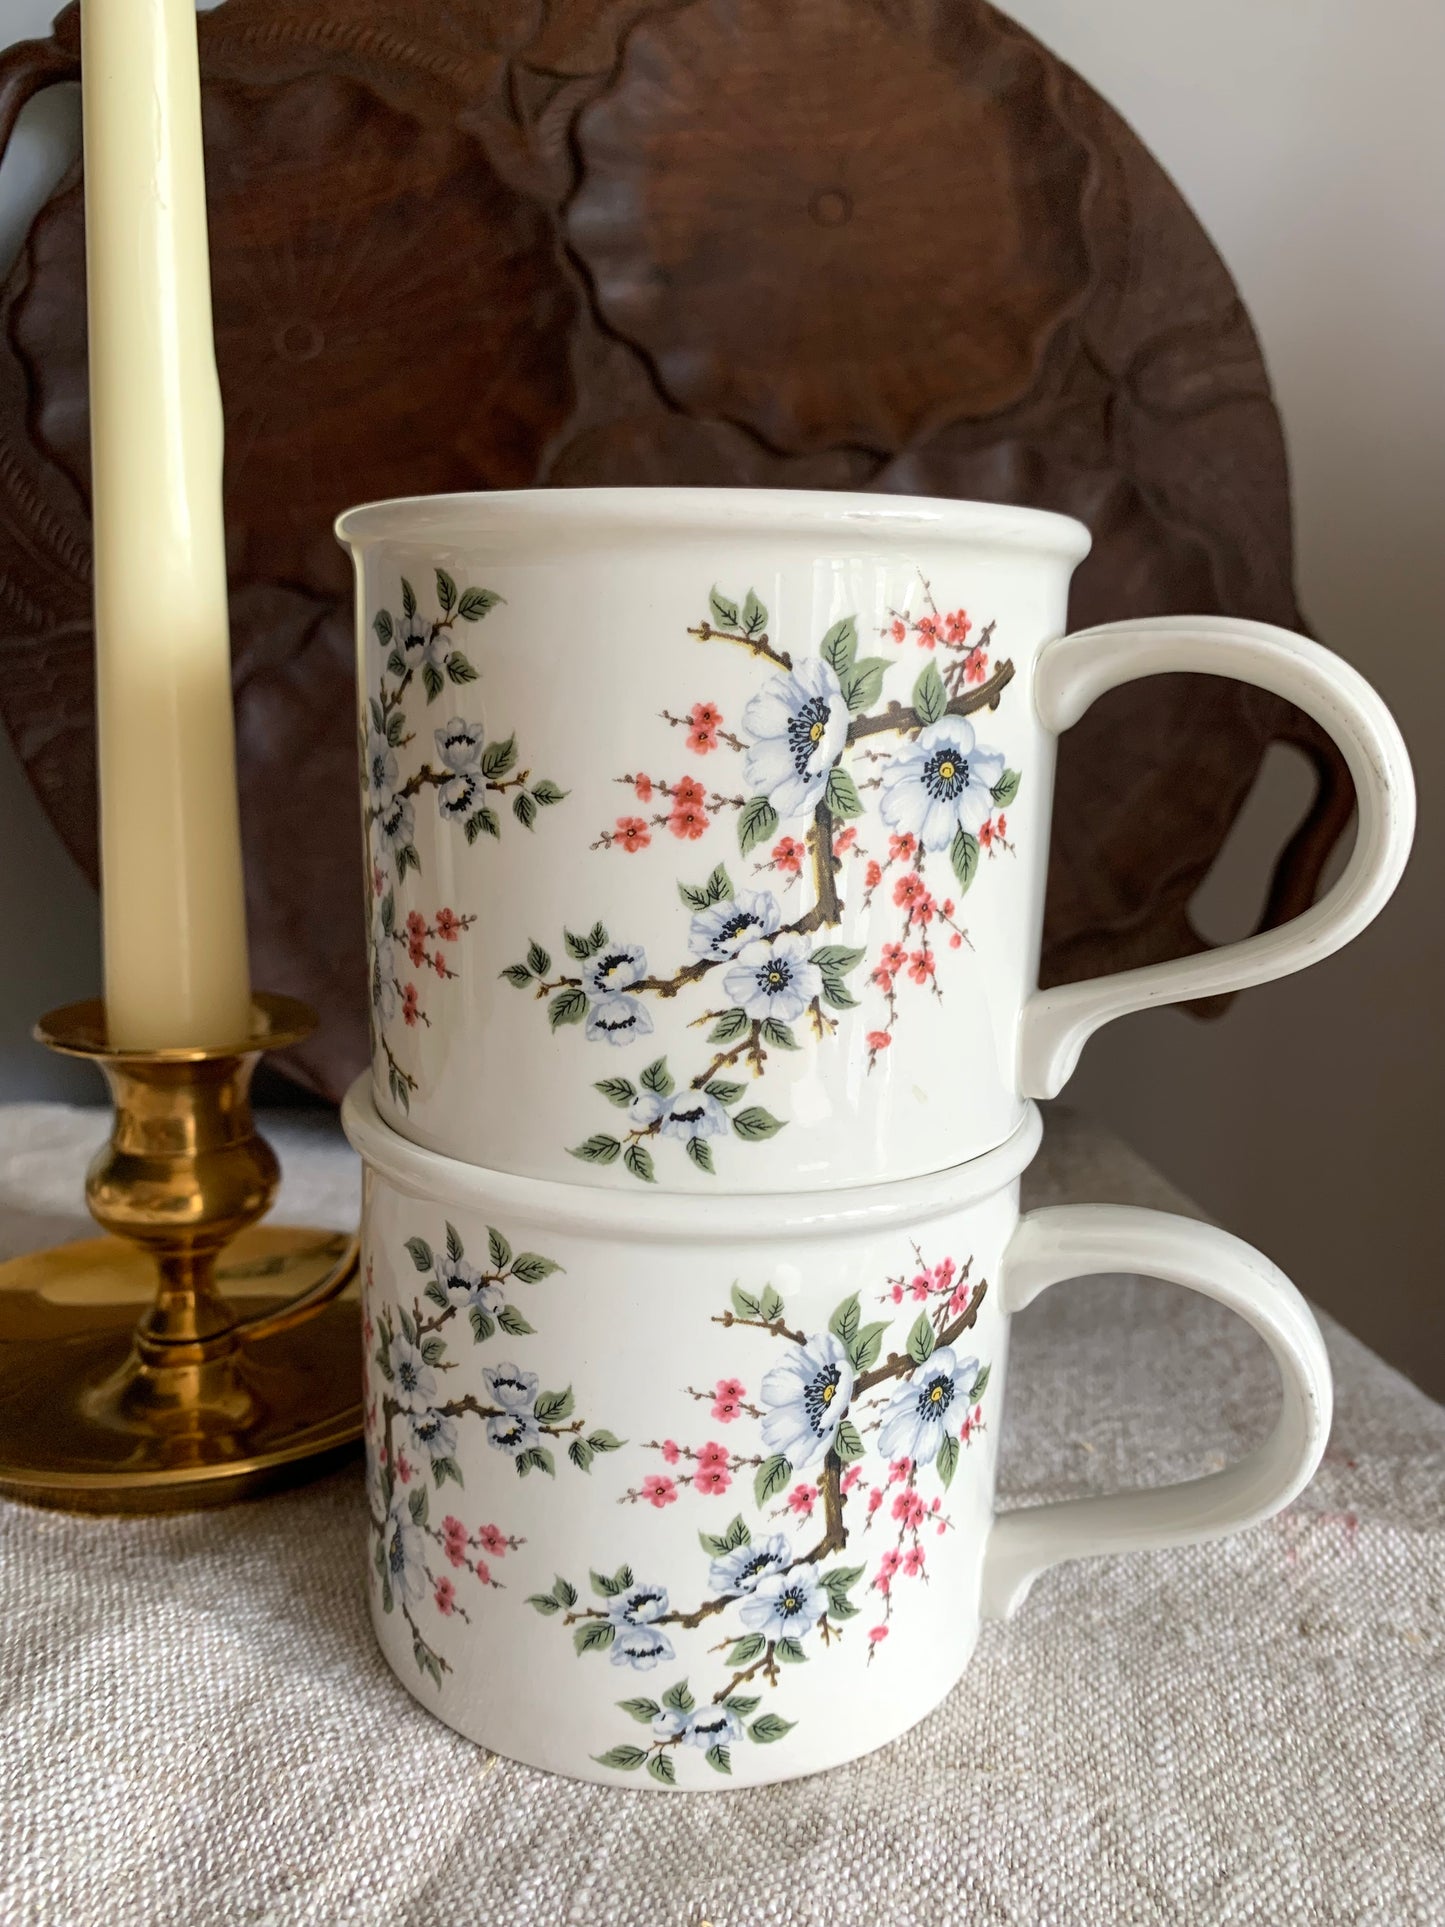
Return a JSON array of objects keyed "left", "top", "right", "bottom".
[
  {"left": 338, "top": 489, "right": 1414, "bottom": 1192},
  {"left": 344, "top": 1081, "right": 1331, "bottom": 1790}
]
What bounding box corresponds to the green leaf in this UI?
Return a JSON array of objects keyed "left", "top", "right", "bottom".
[
  {"left": 848, "top": 1321, "right": 888, "bottom": 1374},
  {"left": 373, "top": 610, "right": 393, "bottom": 647},
  {"left": 738, "top": 795, "right": 779, "bottom": 856},
  {"left": 587, "top": 1430, "right": 624, "bottom": 1453},
  {"left": 833, "top": 1418, "right": 866, "bottom": 1462},
  {"left": 823, "top": 1563, "right": 866, "bottom": 1598},
  {"left": 510, "top": 1251, "right": 561, "bottom": 1283},
  {"left": 534, "top": 1387, "right": 575, "bottom": 1424},
  {"left": 640, "top": 1057, "right": 674, "bottom": 1096},
  {"left": 703, "top": 1079, "right": 747, "bottom": 1104},
  {"left": 403, "top": 1237, "right": 433, "bottom": 1273},
  {"left": 564, "top": 927, "right": 594, "bottom": 961},
  {"left": 395, "top": 842, "right": 421, "bottom": 880},
  {"left": 408, "top": 1486, "right": 428, "bottom": 1526},
  {"left": 725, "top": 1634, "right": 767, "bottom": 1667},
  {"left": 820, "top": 975, "right": 859, "bottom": 1011},
  {"left": 732, "top": 1106, "right": 784, "bottom": 1141},
  {"left": 486, "top": 1225, "right": 511, "bottom": 1269},
  {"left": 748, "top": 1714, "right": 796, "bottom": 1745},
  {"left": 839, "top": 656, "right": 890, "bottom": 712},
  {"left": 624, "top": 1142, "right": 657, "bottom": 1183},
  {"left": 501, "top": 962, "right": 533, "bottom": 988},
  {"left": 516, "top": 1445, "right": 555, "bottom": 1478},
  {"left": 480, "top": 734, "right": 517, "bottom": 778},
  {"left": 950, "top": 828, "right": 980, "bottom": 895},
  {"left": 591, "top": 1564, "right": 634, "bottom": 1597},
  {"left": 379, "top": 891, "right": 396, "bottom": 936},
  {"left": 722, "top": 1693, "right": 760, "bottom": 1717},
  {"left": 457, "top": 586, "right": 501, "bottom": 622},
  {"left": 686, "top": 1136, "right": 715, "bottom": 1174},
  {"left": 759, "top": 1286, "right": 784, "bottom": 1322},
  {"left": 568, "top": 1437, "right": 594, "bottom": 1473},
  {"left": 775, "top": 1636, "right": 807, "bottom": 1665},
  {"left": 432, "top": 1455, "right": 462, "bottom": 1488},
  {"left": 824, "top": 766, "right": 864, "bottom": 820},
  {"left": 731, "top": 1285, "right": 762, "bottom": 1318},
  {"left": 445, "top": 652, "right": 478, "bottom": 686},
  {"left": 991, "top": 768, "right": 1020, "bottom": 808},
  {"left": 970, "top": 1362, "right": 991, "bottom": 1403},
  {"left": 811, "top": 944, "right": 866, "bottom": 976},
  {"left": 553, "top": 1576, "right": 578, "bottom": 1607},
  {"left": 468, "top": 1308, "right": 495, "bottom": 1343},
  {"left": 435, "top": 568, "right": 457, "bottom": 615},
  {"left": 699, "top": 1514, "right": 751, "bottom": 1557},
  {"left": 907, "top": 1312, "right": 936, "bottom": 1365},
  {"left": 679, "top": 863, "right": 734, "bottom": 911},
  {"left": 618, "top": 1698, "right": 661, "bottom": 1725},
  {"left": 422, "top": 660, "right": 444, "bottom": 704},
  {"left": 570, "top": 1134, "right": 622, "bottom": 1167},
  {"left": 912, "top": 660, "right": 948, "bottom": 726},
  {"left": 647, "top": 1753, "right": 677, "bottom": 1786},
  {"left": 464, "top": 808, "right": 500, "bottom": 844},
  {"left": 549, "top": 987, "right": 589, "bottom": 1029},
  {"left": 588, "top": 922, "right": 608, "bottom": 951},
  {"left": 594, "top": 1077, "right": 637, "bottom": 1110},
  {"left": 526, "top": 1592, "right": 561, "bottom": 1615},
  {"left": 706, "top": 1744, "right": 732, "bottom": 1775},
  {"left": 385, "top": 709, "right": 406, "bottom": 747},
  {"left": 420, "top": 1334, "right": 446, "bottom": 1365},
  {"left": 593, "top": 1743, "right": 646, "bottom": 1771},
  {"left": 937, "top": 1432, "right": 960, "bottom": 1490},
  {"left": 754, "top": 1453, "right": 792, "bottom": 1506},
  {"left": 830, "top": 1293, "right": 861, "bottom": 1344},
  {"left": 445, "top": 1221, "right": 464, "bottom": 1263},
  {"left": 821, "top": 615, "right": 858, "bottom": 674},
  {"left": 514, "top": 791, "right": 538, "bottom": 830},
  {"left": 708, "top": 586, "right": 740, "bottom": 629},
  {"left": 526, "top": 940, "right": 552, "bottom": 977},
  {"left": 709, "top": 1007, "right": 751, "bottom": 1044},
  {"left": 741, "top": 589, "right": 768, "bottom": 638},
  {"left": 398, "top": 1309, "right": 418, "bottom": 1347},
  {"left": 423, "top": 1278, "right": 449, "bottom": 1309},
  {"left": 661, "top": 1680, "right": 695, "bottom": 1714},
  {"left": 386, "top": 646, "right": 408, "bottom": 680},
  {"left": 401, "top": 577, "right": 416, "bottom": 620},
  {"left": 760, "top": 1017, "right": 799, "bottom": 1050},
  {"left": 497, "top": 1304, "right": 535, "bottom": 1337},
  {"left": 532, "top": 779, "right": 567, "bottom": 807}
]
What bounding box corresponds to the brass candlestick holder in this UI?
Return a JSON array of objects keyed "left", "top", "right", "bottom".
[{"left": 0, "top": 994, "right": 362, "bottom": 1513}]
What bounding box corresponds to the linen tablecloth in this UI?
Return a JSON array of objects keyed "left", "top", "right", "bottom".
[{"left": 1, "top": 1103, "right": 1441, "bottom": 1926}]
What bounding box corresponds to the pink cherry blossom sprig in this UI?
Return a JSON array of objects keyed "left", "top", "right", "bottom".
[
  {"left": 594, "top": 774, "right": 748, "bottom": 851},
  {"left": 685, "top": 1377, "right": 764, "bottom": 1422},
  {"left": 620, "top": 1437, "right": 766, "bottom": 1506},
  {"left": 435, "top": 1513, "right": 524, "bottom": 1593},
  {"left": 659, "top": 701, "right": 746, "bottom": 754},
  {"left": 882, "top": 1246, "right": 977, "bottom": 1330}
]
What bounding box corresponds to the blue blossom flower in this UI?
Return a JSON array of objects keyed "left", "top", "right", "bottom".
[
  {"left": 438, "top": 1253, "right": 502, "bottom": 1318},
  {"left": 434, "top": 717, "right": 484, "bottom": 773},
  {"left": 408, "top": 1409, "right": 458, "bottom": 1461},
  {"left": 383, "top": 1498, "right": 428, "bottom": 1608},
  {"left": 389, "top": 1335, "right": 438, "bottom": 1414},
  {"left": 687, "top": 889, "right": 782, "bottom": 963},
  {"left": 877, "top": 1347, "right": 980, "bottom": 1465},
  {"left": 375, "top": 792, "right": 415, "bottom": 853},
  {"left": 628, "top": 1089, "right": 730, "bottom": 1141},
  {"left": 879, "top": 718, "right": 1004, "bottom": 850},
  {"left": 707, "top": 1532, "right": 793, "bottom": 1597},
  {"left": 610, "top": 1627, "right": 675, "bottom": 1670},
  {"left": 483, "top": 1363, "right": 538, "bottom": 1410},
  {"left": 760, "top": 1333, "right": 854, "bottom": 1468},
  {"left": 607, "top": 1582, "right": 670, "bottom": 1628},
  {"left": 584, "top": 995, "right": 654, "bottom": 1047},
  {"left": 485, "top": 1410, "right": 541, "bottom": 1454},
  {"left": 738, "top": 1570, "right": 828, "bottom": 1642},
  {"left": 365, "top": 728, "right": 397, "bottom": 802},
  {"left": 400, "top": 617, "right": 448, "bottom": 672},
  {"left": 741, "top": 658, "right": 850, "bottom": 819},
  {"left": 437, "top": 771, "right": 484, "bottom": 821},
  {"left": 581, "top": 945, "right": 648, "bottom": 997},
  {"left": 650, "top": 1706, "right": 688, "bottom": 1741},
  {"left": 723, "top": 933, "right": 822, "bottom": 1023},
  {"left": 683, "top": 1704, "right": 744, "bottom": 1750}
]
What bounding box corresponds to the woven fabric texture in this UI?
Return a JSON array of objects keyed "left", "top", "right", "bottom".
[{"left": 1, "top": 1104, "right": 1441, "bottom": 1926}]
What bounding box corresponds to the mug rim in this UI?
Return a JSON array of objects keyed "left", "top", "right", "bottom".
[
  {"left": 342, "top": 1075, "right": 1043, "bottom": 1243},
  {"left": 334, "top": 486, "right": 1092, "bottom": 562}
]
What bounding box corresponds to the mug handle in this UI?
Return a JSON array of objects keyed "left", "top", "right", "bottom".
[
  {"left": 1019, "top": 616, "right": 1416, "bottom": 1098},
  {"left": 980, "top": 1203, "right": 1332, "bottom": 1619}
]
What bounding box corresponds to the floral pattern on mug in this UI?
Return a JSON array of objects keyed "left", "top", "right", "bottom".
[
  {"left": 363, "top": 1224, "right": 623, "bottom": 1684},
  {"left": 503, "top": 578, "right": 1020, "bottom": 1176},
  {"left": 529, "top": 1251, "right": 991, "bottom": 1783},
  {"left": 363, "top": 569, "right": 568, "bottom": 1113}
]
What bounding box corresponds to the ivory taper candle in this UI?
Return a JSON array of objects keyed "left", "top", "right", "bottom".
[{"left": 81, "top": 0, "right": 251, "bottom": 1048}]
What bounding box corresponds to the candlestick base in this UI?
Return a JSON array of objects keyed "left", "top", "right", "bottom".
[{"left": 0, "top": 997, "right": 362, "bottom": 1513}]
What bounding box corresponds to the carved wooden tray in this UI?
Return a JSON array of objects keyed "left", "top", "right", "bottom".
[{"left": 0, "top": 0, "right": 1350, "bottom": 1100}]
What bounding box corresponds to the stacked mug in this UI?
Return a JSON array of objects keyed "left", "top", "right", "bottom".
[{"left": 339, "top": 489, "right": 1413, "bottom": 1789}]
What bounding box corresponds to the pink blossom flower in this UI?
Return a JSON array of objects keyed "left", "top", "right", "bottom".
[
  {"left": 787, "top": 1483, "right": 819, "bottom": 1516},
  {"left": 865, "top": 860, "right": 883, "bottom": 888},
  {"left": 889, "top": 1281, "right": 905, "bottom": 1303},
  {"left": 634, "top": 774, "right": 653, "bottom": 803},
  {"left": 698, "top": 1440, "right": 731, "bottom": 1471},
  {"left": 772, "top": 835, "right": 805, "bottom": 874},
  {"left": 669, "top": 804, "right": 708, "bottom": 840},
  {"left": 945, "top": 609, "right": 972, "bottom": 646},
  {"left": 893, "top": 873, "right": 926, "bottom": 911},
  {"left": 889, "top": 1457, "right": 913, "bottom": 1483},
  {"left": 888, "top": 832, "right": 916, "bottom": 861},
  {"left": 694, "top": 1464, "right": 732, "bottom": 1496},
  {"left": 401, "top": 984, "right": 420, "bottom": 1027},
  {"left": 442, "top": 1514, "right": 466, "bottom": 1545},
  {"left": 879, "top": 1549, "right": 902, "bottom": 1579},
  {"left": 396, "top": 1451, "right": 414, "bottom": 1485},
  {"left": 867, "top": 1487, "right": 884, "bottom": 1514},
  {"left": 963, "top": 644, "right": 987, "bottom": 684},
  {"left": 406, "top": 909, "right": 426, "bottom": 940},
  {"left": 661, "top": 1439, "right": 681, "bottom": 1465},
  {"left": 908, "top": 949, "right": 936, "bottom": 985},
  {"left": 948, "top": 1282, "right": 971, "bottom": 1317},
  {"left": 475, "top": 1559, "right": 492, "bottom": 1586},
  {"left": 436, "top": 907, "right": 460, "bottom": 942},
  {"left": 869, "top": 1624, "right": 889, "bottom": 1644},
  {"left": 673, "top": 775, "right": 706, "bottom": 809},
  {"left": 616, "top": 815, "right": 650, "bottom": 852},
  {"left": 903, "top": 1545, "right": 925, "bottom": 1577},
  {"left": 642, "top": 1473, "right": 678, "bottom": 1509},
  {"left": 478, "top": 1524, "right": 508, "bottom": 1557},
  {"left": 915, "top": 614, "right": 943, "bottom": 648},
  {"left": 867, "top": 1031, "right": 892, "bottom": 1054},
  {"left": 889, "top": 617, "right": 907, "bottom": 644},
  {"left": 949, "top": 933, "right": 963, "bottom": 949},
  {"left": 833, "top": 826, "right": 858, "bottom": 855},
  {"left": 715, "top": 1377, "right": 746, "bottom": 1402},
  {"left": 893, "top": 1489, "right": 926, "bottom": 1528},
  {"left": 841, "top": 1464, "right": 863, "bottom": 1492},
  {"left": 434, "top": 1577, "right": 455, "bottom": 1615}
]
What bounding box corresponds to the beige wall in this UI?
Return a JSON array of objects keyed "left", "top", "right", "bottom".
[{"left": 0, "top": 2, "right": 1440, "bottom": 1384}]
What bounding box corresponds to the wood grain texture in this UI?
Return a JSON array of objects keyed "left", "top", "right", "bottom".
[{"left": 0, "top": 0, "right": 1349, "bottom": 1099}]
